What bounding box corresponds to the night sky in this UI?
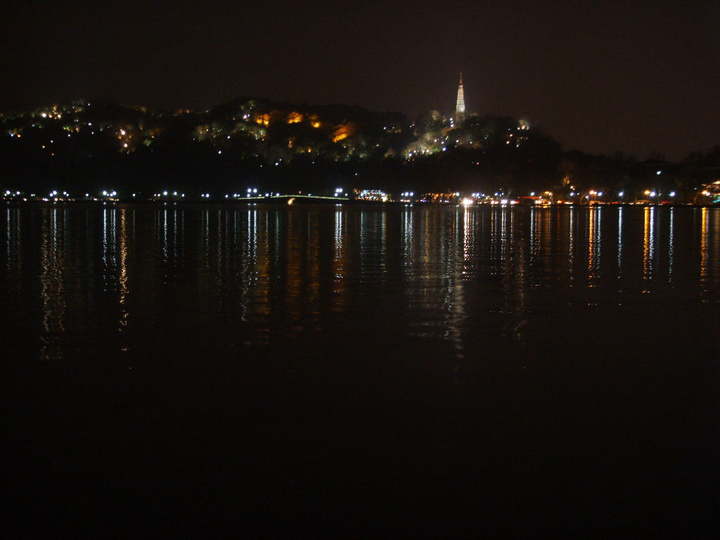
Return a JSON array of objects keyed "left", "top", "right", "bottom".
[{"left": 2, "top": 1, "right": 719, "bottom": 160}]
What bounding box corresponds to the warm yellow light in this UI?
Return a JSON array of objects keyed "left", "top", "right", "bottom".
[
  {"left": 307, "top": 114, "right": 321, "bottom": 128},
  {"left": 287, "top": 112, "right": 303, "bottom": 124},
  {"left": 254, "top": 114, "right": 270, "bottom": 127},
  {"left": 332, "top": 122, "right": 356, "bottom": 143}
]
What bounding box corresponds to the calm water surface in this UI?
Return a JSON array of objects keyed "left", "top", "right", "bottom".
[{"left": 3, "top": 203, "right": 719, "bottom": 535}]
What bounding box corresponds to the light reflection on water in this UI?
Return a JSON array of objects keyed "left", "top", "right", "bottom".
[
  {"left": 118, "top": 209, "right": 130, "bottom": 349},
  {"left": 643, "top": 205, "right": 656, "bottom": 287},
  {"left": 617, "top": 206, "right": 623, "bottom": 278},
  {"left": 668, "top": 208, "right": 674, "bottom": 283},
  {"left": 587, "top": 206, "right": 601, "bottom": 286},
  {"left": 4, "top": 203, "right": 719, "bottom": 538},
  {"left": 39, "top": 207, "right": 66, "bottom": 360},
  {"left": 1, "top": 204, "right": 719, "bottom": 362},
  {"left": 568, "top": 205, "right": 576, "bottom": 280}
]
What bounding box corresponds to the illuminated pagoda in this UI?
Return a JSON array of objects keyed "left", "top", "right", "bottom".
[{"left": 455, "top": 73, "right": 466, "bottom": 124}]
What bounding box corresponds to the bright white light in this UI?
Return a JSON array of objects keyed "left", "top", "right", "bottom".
[
  {"left": 618, "top": 191, "right": 624, "bottom": 197},
  {"left": 461, "top": 197, "right": 474, "bottom": 207},
  {"left": 669, "top": 191, "right": 676, "bottom": 197}
]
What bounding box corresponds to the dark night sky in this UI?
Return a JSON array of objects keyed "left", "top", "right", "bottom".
[{"left": 2, "top": 0, "right": 720, "bottom": 160}]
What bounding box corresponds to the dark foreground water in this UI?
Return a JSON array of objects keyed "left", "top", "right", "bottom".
[{"left": 2, "top": 203, "right": 719, "bottom": 536}]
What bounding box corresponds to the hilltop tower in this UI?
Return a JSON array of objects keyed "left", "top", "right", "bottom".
[{"left": 455, "top": 73, "right": 466, "bottom": 124}]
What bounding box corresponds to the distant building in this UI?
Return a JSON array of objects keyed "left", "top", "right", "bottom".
[{"left": 455, "top": 73, "right": 466, "bottom": 124}]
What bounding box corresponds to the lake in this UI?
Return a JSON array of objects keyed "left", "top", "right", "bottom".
[{"left": 2, "top": 203, "right": 719, "bottom": 536}]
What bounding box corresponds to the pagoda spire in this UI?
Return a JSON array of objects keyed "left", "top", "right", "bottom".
[{"left": 455, "top": 72, "right": 466, "bottom": 124}]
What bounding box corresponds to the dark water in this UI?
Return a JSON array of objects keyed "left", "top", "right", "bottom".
[{"left": 2, "top": 203, "right": 719, "bottom": 536}]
